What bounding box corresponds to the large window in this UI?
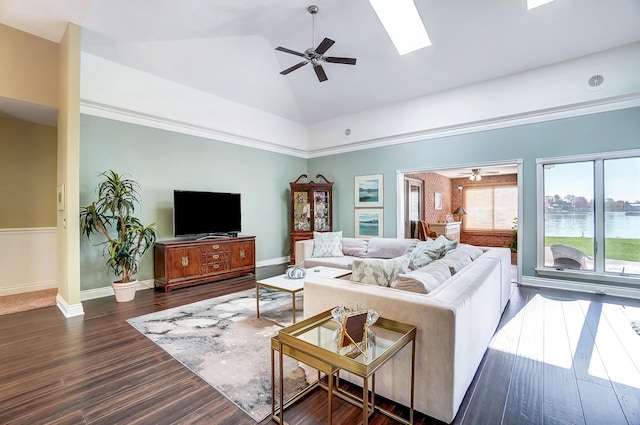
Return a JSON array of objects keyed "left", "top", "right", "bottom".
[
  {"left": 463, "top": 185, "right": 518, "bottom": 231},
  {"left": 538, "top": 151, "right": 640, "bottom": 278}
]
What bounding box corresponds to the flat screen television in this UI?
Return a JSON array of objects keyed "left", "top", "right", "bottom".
[{"left": 173, "top": 190, "right": 241, "bottom": 238}]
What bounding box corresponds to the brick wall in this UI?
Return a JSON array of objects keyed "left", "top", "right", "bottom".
[{"left": 407, "top": 172, "right": 518, "bottom": 248}]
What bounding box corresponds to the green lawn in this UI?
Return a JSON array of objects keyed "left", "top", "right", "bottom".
[{"left": 545, "top": 236, "right": 640, "bottom": 262}]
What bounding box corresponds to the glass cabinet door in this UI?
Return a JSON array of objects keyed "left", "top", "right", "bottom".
[
  {"left": 314, "top": 190, "right": 330, "bottom": 231},
  {"left": 293, "top": 191, "right": 311, "bottom": 231}
]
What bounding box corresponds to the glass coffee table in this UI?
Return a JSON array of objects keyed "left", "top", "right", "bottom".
[
  {"left": 271, "top": 309, "right": 416, "bottom": 425},
  {"left": 256, "top": 266, "right": 350, "bottom": 324}
]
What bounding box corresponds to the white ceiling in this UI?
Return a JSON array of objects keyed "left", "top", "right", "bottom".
[{"left": 2, "top": 0, "right": 640, "bottom": 127}]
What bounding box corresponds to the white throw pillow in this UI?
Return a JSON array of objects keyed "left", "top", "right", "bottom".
[
  {"left": 312, "top": 231, "right": 344, "bottom": 258},
  {"left": 351, "top": 255, "right": 409, "bottom": 286}
]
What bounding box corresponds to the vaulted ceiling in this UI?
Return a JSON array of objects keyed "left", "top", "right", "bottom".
[{"left": 2, "top": 0, "right": 640, "bottom": 128}]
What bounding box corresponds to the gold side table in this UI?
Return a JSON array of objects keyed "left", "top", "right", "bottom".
[{"left": 271, "top": 309, "right": 416, "bottom": 425}]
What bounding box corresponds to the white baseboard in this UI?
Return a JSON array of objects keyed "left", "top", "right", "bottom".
[
  {"left": 80, "top": 279, "right": 155, "bottom": 301},
  {"left": 56, "top": 293, "right": 85, "bottom": 317},
  {"left": 521, "top": 276, "right": 640, "bottom": 300}
]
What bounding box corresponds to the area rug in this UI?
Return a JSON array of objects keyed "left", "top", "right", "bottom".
[{"left": 127, "top": 288, "right": 315, "bottom": 422}]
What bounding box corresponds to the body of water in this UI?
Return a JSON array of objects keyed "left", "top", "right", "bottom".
[{"left": 545, "top": 212, "right": 640, "bottom": 239}]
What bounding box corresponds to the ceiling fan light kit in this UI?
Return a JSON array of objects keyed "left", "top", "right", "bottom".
[
  {"left": 275, "top": 5, "right": 357, "bottom": 82},
  {"left": 469, "top": 168, "right": 482, "bottom": 181}
]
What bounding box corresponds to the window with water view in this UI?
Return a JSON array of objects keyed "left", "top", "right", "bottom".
[{"left": 541, "top": 153, "right": 640, "bottom": 277}]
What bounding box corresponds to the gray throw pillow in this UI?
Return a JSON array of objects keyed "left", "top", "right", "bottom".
[
  {"left": 408, "top": 239, "right": 445, "bottom": 270},
  {"left": 312, "top": 231, "right": 344, "bottom": 258},
  {"left": 351, "top": 255, "right": 409, "bottom": 286},
  {"left": 435, "top": 235, "right": 458, "bottom": 254}
]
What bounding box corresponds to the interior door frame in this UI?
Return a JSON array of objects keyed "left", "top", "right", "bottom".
[
  {"left": 403, "top": 177, "right": 424, "bottom": 238},
  {"left": 396, "top": 159, "right": 523, "bottom": 284}
]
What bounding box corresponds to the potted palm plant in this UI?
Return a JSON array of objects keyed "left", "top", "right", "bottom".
[{"left": 80, "top": 170, "right": 157, "bottom": 302}]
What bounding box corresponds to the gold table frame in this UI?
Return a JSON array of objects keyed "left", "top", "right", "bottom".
[{"left": 270, "top": 309, "right": 416, "bottom": 425}]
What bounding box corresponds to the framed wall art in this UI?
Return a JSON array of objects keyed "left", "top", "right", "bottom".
[
  {"left": 355, "top": 174, "right": 383, "bottom": 208},
  {"left": 434, "top": 192, "right": 442, "bottom": 210},
  {"left": 355, "top": 208, "right": 383, "bottom": 238}
]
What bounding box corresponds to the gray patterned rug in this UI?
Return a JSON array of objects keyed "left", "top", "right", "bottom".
[{"left": 127, "top": 288, "right": 314, "bottom": 422}]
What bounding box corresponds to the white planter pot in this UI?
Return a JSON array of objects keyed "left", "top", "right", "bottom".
[{"left": 112, "top": 280, "right": 138, "bottom": 302}]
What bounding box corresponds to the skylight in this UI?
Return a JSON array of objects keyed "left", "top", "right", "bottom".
[
  {"left": 368, "top": 0, "right": 431, "bottom": 55},
  {"left": 527, "top": 0, "right": 555, "bottom": 10}
]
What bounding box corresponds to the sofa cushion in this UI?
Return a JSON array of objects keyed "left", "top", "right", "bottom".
[
  {"left": 342, "top": 237, "right": 369, "bottom": 257},
  {"left": 351, "top": 255, "right": 409, "bottom": 286},
  {"left": 456, "top": 243, "right": 484, "bottom": 260},
  {"left": 304, "top": 256, "right": 355, "bottom": 270},
  {"left": 391, "top": 261, "right": 452, "bottom": 294},
  {"left": 440, "top": 249, "right": 473, "bottom": 274},
  {"left": 312, "top": 231, "right": 344, "bottom": 257},
  {"left": 408, "top": 238, "right": 446, "bottom": 270},
  {"left": 363, "top": 238, "right": 418, "bottom": 259}
]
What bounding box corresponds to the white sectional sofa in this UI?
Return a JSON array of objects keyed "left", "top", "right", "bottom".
[{"left": 296, "top": 237, "right": 512, "bottom": 424}]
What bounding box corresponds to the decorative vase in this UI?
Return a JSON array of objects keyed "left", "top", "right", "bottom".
[
  {"left": 286, "top": 265, "right": 307, "bottom": 279},
  {"left": 112, "top": 280, "right": 138, "bottom": 302}
]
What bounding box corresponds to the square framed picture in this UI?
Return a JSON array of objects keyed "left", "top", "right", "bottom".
[
  {"left": 355, "top": 174, "right": 383, "bottom": 208},
  {"left": 355, "top": 208, "right": 383, "bottom": 238}
]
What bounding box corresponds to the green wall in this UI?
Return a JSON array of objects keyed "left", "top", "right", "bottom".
[
  {"left": 308, "top": 107, "right": 640, "bottom": 280},
  {"left": 79, "top": 107, "right": 640, "bottom": 290},
  {"left": 0, "top": 116, "right": 57, "bottom": 228},
  {"left": 79, "top": 115, "right": 307, "bottom": 290}
]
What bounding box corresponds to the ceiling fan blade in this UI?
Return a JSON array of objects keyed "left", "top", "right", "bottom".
[
  {"left": 280, "top": 61, "right": 308, "bottom": 75},
  {"left": 315, "top": 38, "right": 335, "bottom": 55},
  {"left": 313, "top": 64, "right": 328, "bottom": 82},
  {"left": 325, "top": 56, "right": 357, "bottom": 65},
  {"left": 275, "top": 46, "right": 305, "bottom": 57}
]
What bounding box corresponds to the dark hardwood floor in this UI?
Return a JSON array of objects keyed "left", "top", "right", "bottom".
[{"left": 1, "top": 265, "right": 639, "bottom": 424}]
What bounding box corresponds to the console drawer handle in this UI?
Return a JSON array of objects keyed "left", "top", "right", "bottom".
[
  {"left": 212, "top": 254, "right": 219, "bottom": 260},
  {"left": 213, "top": 264, "right": 220, "bottom": 269},
  {"left": 212, "top": 244, "right": 219, "bottom": 249}
]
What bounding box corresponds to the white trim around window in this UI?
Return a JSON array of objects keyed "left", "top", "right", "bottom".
[{"left": 535, "top": 148, "right": 640, "bottom": 285}]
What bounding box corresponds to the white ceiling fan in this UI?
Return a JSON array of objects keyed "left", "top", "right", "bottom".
[{"left": 458, "top": 168, "right": 500, "bottom": 181}]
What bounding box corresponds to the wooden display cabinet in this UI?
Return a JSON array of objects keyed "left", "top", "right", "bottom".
[
  {"left": 289, "top": 174, "right": 334, "bottom": 264},
  {"left": 154, "top": 236, "right": 255, "bottom": 292}
]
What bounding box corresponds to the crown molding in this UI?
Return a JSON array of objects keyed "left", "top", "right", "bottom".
[
  {"left": 80, "top": 100, "right": 309, "bottom": 159},
  {"left": 307, "top": 93, "right": 640, "bottom": 158},
  {"left": 81, "top": 93, "right": 640, "bottom": 160}
]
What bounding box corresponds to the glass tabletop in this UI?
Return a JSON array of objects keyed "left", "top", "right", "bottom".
[{"left": 277, "top": 310, "right": 415, "bottom": 376}]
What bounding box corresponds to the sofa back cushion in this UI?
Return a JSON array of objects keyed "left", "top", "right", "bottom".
[
  {"left": 351, "top": 255, "right": 409, "bottom": 286},
  {"left": 456, "top": 243, "right": 484, "bottom": 260},
  {"left": 342, "top": 237, "right": 369, "bottom": 257},
  {"left": 391, "top": 260, "right": 452, "bottom": 293},
  {"left": 440, "top": 249, "right": 473, "bottom": 274},
  {"left": 363, "top": 238, "right": 418, "bottom": 259},
  {"left": 312, "top": 231, "right": 344, "bottom": 258}
]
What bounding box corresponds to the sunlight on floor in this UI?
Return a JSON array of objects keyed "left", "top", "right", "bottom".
[{"left": 490, "top": 293, "right": 640, "bottom": 390}]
